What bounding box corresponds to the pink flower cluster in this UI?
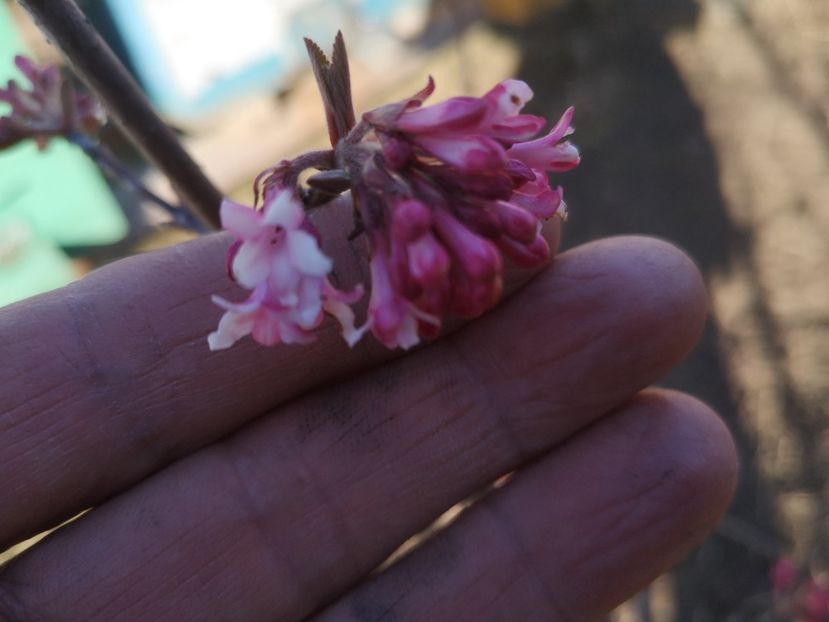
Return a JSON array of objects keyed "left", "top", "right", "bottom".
[
  {"left": 771, "top": 557, "right": 829, "bottom": 622},
  {"left": 0, "top": 55, "right": 104, "bottom": 150},
  {"left": 207, "top": 190, "right": 362, "bottom": 350},
  {"left": 210, "top": 74, "right": 579, "bottom": 351}
]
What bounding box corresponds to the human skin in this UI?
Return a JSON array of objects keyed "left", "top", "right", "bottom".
[{"left": 0, "top": 214, "right": 737, "bottom": 621}]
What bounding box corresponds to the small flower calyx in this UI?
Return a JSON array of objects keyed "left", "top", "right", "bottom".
[{"left": 209, "top": 34, "right": 581, "bottom": 351}]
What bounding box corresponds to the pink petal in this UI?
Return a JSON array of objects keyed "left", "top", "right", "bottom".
[
  {"left": 487, "top": 114, "right": 545, "bottom": 142},
  {"left": 505, "top": 106, "right": 578, "bottom": 170},
  {"left": 393, "top": 314, "right": 420, "bottom": 350},
  {"left": 397, "top": 96, "right": 487, "bottom": 134},
  {"left": 293, "top": 277, "right": 324, "bottom": 329},
  {"left": 13, "top": 55, "right": 39, "bottom": 83},
  {"left": 324, "top": 297, "right": 368, "bottom": 347},
  {"left": 510, "top": 174, "right": 565, "bottom": 219},
  {"left": 496, "top": 232, "right": 550, "bottom": 268},
  {"left": 362, "top": 76, "right": 437, "bottom": 129},
  {"left": 267, "top": 248, "right": 301, "bottom": 293},
  {"left": 211, "top": 291, "right": 262, "bottom": 314},
  {"left": 232, "top": 241, "right": 272, "bottom": 288},
  {"left": 207, "top": 291, "right": 265, "bottom": 351},
  {"left": 414, "top": 134, "right": 505, "bottom": 171},
  {"left": 549, "top": 106, "right": 576, "bottom": 142},
  {"left": 273, "top": 322, "right": 316, "bottom": 345},
  {"left": 262, "top": 190, "right": 305, "bottom": 229},
  {"left": 434, "top": 210, "right": 502, "bottom": 281},
  {"left": 406, "top": 75, "right": 437, "bottom": 109},
  {"left": 322, "top": 281, "right": 366, "bottom": 347},
  {"left": 250, "top": 311, "right": 283, "bottom": 346},
  {"left": 493, "top": 200, "right": 539, "bottom": 243},
  {"left": 208, "top": 310, "right": 256, "bottom": 350},
  {"left": 392, "top": 199, "right": 433, "bottom": 242},
  {"left": 380, "top": 132, "right": 414, "bottom": 170},
  {"left": 484, "top": 79, "right": 534, "bottom": 117},
  {"left": 220, "top": 199, "right": 262, "bottom": 238},
  {"left": 408, "top": 233, "right": 451, "bottom": 287},
  {"left": 507, "top": 138, "right": 580, "bottom": 172},
  {"left": 286, "top": 230, "right": 333, "bottom": 276}
]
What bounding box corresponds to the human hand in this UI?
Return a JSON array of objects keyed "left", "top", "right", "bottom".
[{"left": 0, "top": 218, "right": 736, "bottom": 621}]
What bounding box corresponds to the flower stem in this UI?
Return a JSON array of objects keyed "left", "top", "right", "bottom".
[
  {"left": 68, "top": 132, "right": 208, "bottom": 233},
  {"left": 17, "top": 0, "right": 222, "bottom": 229}
]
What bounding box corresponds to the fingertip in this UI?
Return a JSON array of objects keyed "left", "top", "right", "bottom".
[
  {"left": 630, "top": 389, "right": 738, "bottom": 529},
  {"left": 552, "top": 235, "right": 708, "bottom": 372}
]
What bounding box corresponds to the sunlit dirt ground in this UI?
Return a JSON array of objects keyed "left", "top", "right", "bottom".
[{"left": 498, "top": 1, "right": 829, "bottom": 619}]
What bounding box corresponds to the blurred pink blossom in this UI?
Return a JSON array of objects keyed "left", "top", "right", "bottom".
[{"left": 0, "top": 55, "right": 104, "bottom": 150}]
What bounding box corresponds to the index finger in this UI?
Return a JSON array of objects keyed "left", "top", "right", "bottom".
[{"left": 0, "top": 211, "right": 559, "bottom": 551}]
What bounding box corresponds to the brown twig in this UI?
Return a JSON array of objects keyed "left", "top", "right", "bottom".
[{"left": 16, "top": 0, "right": 222, "bottom": 229}]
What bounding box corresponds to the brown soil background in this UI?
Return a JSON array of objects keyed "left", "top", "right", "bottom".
[{"left": 482, "top": 0, "right": 829, "bottom": 619}]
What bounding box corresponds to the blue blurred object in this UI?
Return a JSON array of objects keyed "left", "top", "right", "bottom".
[{"left": 101, "top": 0, "right": 429, "bottom": 119}]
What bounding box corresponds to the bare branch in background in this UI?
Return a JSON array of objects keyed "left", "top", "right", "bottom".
[{"left": 16, "top": 0, "right": 223, "bottom": 229}]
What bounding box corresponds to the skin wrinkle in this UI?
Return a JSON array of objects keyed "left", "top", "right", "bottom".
[
  {"left": 59, "top": 290, "right": 107, "bottom": 383},
  {"left": 95, "top": 532, "right": 235, "bottom": 622},
  {"left": 508, "top": 319, "right": 614, "bottom": 418},
  {"left": 565, "top": 475, "right": 710, "bottom": 618},
  {"left": 478, "top": 499, "right": 575, "bottom": 622},
  {"left": 0, "top": 297, "right": 106, "bottom": 439},
  {"left": 446, "top": 337, "right": 533, "bottom": 464},
  {"left": 218, "top": 442, "right": 303, "bottom": 595},
  {"left": 475, "top": 565, "right": 546, "bottom": 621},
  {"left": 85, "top": 468, "right": 272, "bottom": 622},
  {"left": 55, "top": 286, "right": 187, "bottom": 473},
  {"left": 74, "top": 535, "right": 183, "bottom": 621},
  {"left": 319, "top": 359, "right": 454, "bottom": 457},
  {"left": 302, "top": 376, "right": 391, "bottom": 455},
  {"left": 395, "top": 397, "right": 477, "bottom": 469},
  {"left": 286, "top": 452, "right": 382, "bottom": 620},
  {"left": 294, "top": 390, "right": 359, "bottom": 446},
  {"left": 354, "top": 360, "right": 470, "bottom": 462},
  {"left": 222, "top": 441, "right": 321, "bottom": 614}
]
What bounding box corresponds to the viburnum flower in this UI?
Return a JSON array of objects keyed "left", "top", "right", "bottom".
[
  {"left": 770, "top": 557, "right": 829, "bottom": 622},
  {"left": 208, "top": 190, "right": 362, "bottom": 350},
  {"left": 209, "top": 33, "right": 580, "bottom": 351},
  {"left": 0, "top": 55, "right": 105, "bottom": 150}
]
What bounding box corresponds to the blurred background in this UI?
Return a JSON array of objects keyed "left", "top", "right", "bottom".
[{"left": 2, "top": 0, "right": 829, "bottom": 619}]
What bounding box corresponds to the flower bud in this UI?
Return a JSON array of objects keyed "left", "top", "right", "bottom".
[
  {"left": 392, "top": 199, "right": 433, "bottom": 242},
  {"left": 408, "top": 233, "right": 451, "bottom": 288},
  {"left": 493, "top": 200, "right": 539, "bottom": 244},
  {"left": 434, "top": 211, "right": 502, "bottom": 282},
  {"left": 496, "top": 233, "right": 550, "bottom": 268}
]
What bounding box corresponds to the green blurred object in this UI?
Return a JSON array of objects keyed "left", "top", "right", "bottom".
[
  {"left": 0, "top": 214, "right": 76, "bottom": 307},
  {"left": 0, "top": 2, "right": 127, "bottom": 305}
]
